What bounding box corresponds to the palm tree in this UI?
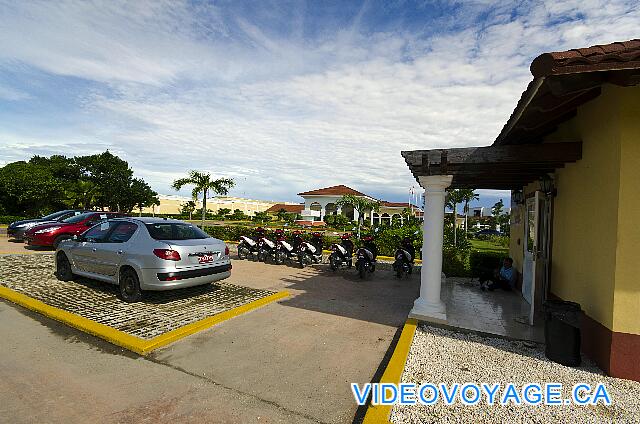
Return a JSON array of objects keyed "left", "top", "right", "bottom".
[
  {"left": 181, "top": 200, "right": 197, "bottom": 220},
  {"left": 336, "top": 194, "right": 381, "bottom": 238},
  {"left": 172, "top": 171, "right": 234, "bottom": 228},
  {"left": 459, "top": 189, "right": 480, "bottom": 235},
  {"left": 446, "top": 189, "right": 465, "bottom": 247}
]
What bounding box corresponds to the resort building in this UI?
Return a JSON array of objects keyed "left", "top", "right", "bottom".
[
  {"left": 296, "top": 185, "right": 422, "bottom": 226},
  {"left": 141, "top": 195, "right": 294, "bottom": 217}
]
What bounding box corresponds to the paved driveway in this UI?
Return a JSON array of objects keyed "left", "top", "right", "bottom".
[{"left": 0, "top": 256, "right": 420, "bottom": 423}]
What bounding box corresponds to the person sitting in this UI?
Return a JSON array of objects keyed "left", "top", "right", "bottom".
[{"left": 482, "top": 257, "right": 517, "bottom": 291}]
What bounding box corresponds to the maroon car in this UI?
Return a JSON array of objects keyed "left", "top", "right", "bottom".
[{"left": 24, "top": 211, "right": 126, "bottom": 248}]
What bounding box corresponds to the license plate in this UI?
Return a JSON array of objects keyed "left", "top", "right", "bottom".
[{"left": 198, "top": 254, "right": 216, "bottom": 263}]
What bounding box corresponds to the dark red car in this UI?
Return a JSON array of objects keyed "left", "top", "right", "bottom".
[{"left": 24, "top": 211, "right": 126, "bottom": 248}]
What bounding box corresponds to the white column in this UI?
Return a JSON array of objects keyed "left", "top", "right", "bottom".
[
  {"left": 370, "top": 210, "right": 374, "bottom": 225},
  {"left": 409, "top": 175, "right": 453, "bottom": 323}
]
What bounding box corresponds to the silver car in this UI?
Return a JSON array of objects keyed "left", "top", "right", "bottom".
[{"left": 55, "top": 217, "right": 231, "bottom": 302}]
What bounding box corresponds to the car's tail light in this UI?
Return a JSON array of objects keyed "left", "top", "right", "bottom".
[
  {"left": 153, "top": 249, "right": 181, "bottom": 261},
  {"left": 224, "top": 245, "right": 229, "bottom": 256}
]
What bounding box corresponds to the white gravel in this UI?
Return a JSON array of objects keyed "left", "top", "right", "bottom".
[{"left": 390, "top": 324, "right": 640, "bottom": 423}]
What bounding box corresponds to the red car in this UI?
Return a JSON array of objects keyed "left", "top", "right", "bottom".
[{"left": 24, "top": 211, "right": 126, "bottom": 248}]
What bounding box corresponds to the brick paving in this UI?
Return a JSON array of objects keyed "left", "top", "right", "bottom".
[{"left": 0, "top": 254, "right": 275, "bottom": 339}]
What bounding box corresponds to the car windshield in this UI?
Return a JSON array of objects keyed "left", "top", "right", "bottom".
[
  {"left": 145, "top": 223, "right": 209, "bottom": 240},
  {"left": 42, "top": 210, "right": 70, "bottom": 220},
  {"left": 62, "top": 212, "right": 94, "bottom": 223}
]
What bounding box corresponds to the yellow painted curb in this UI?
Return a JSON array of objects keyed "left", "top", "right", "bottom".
[
  {"left": 363, "top": 318, "right": 418, "bottom": 424},
  {"left": 0, "top": 285, "right": 289, "bottom": 355}
]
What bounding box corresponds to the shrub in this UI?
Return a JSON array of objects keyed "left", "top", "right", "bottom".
[
  {"left": 0, "top": 215, "right": 27, "bottom": 225},
  {"left": 367, "top": 223, "right": 422, "bottom": 257},
  {"left": 469, "top": 250, "right": 505, "bottom": 279},
  {"left": 442, "top": 247, "right": 470, "bottom": 277},
  {"left": 486, "top": 235, "right": 509, "bottom": 248}
]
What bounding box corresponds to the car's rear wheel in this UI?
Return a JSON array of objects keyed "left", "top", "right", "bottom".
[
  {"left": 55, "top": 252, "right": 74, "bottom": 281},
  {"left": 53, "top": 235, "right": 71, "bottom": 249},
  {"left": 119, "top": 268, "right": 142, "bottom": 303}
]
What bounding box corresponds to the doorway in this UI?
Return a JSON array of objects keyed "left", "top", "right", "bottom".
[{"left": 522, "top": 191, "right": 551, "bottom": 325}]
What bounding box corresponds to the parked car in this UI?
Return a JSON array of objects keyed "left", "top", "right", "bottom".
[
  {"left": 54, "top": 217, "right": 231, "bottom": 302},
  {"left": 23, "top": 211, "right": 126, "bottom": 248},
  {"left": 474, "top": 229, "right": 503, "bottom": 237},
  {"left": 7, "top": 210, "right": 88, "bottom": 241}
]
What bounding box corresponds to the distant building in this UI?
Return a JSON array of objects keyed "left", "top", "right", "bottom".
[
  {"left": 141, "top": 195, "right": 295, "bottom": 217},
  {"left": 296, "top": 185, "right": 422, "bottom": 226}
]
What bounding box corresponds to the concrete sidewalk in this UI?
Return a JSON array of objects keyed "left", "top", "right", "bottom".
[{"left": 0, "top": 258, "right": 419, "bottom": 423}]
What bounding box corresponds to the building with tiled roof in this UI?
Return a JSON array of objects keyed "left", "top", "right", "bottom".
[{"left": 296, "top": 185, "right": 422, "bottom": 225}]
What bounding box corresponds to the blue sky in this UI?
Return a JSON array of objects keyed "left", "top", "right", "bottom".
[{"left": 1, "top": 1, "right": 638, "bottom": 210}]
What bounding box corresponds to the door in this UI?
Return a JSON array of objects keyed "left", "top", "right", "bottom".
[
  {"left": 71, "top": 221, "right": 118, "bottom": 275},
  {"left": 522, "top": 191, "right": 550, "bottom": 325},
  {"left": 93, "top": 222, "right": 139, "bottom": 278}
]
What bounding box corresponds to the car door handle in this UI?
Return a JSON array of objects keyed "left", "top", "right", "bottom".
[
  {"left": 117, "top": 250, "right": 124, "bottom": 255},
  {"left": 92, "top": 248, "right": 97, "bottom": 252}
]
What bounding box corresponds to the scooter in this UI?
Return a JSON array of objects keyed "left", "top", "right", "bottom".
[
  {"left": 257, "top": 230, "right": 277, "bottom": 262},
  {"left": 329, "top": 233, "right": 354, "bottom": 271},
  {"left": 392, "top": 237, "right": 416, "bottom": 278},
  {"left": 238, "top": 227, "right": 265, "bottom": 260},
  {"left": 355, "top": 234, "right": 378, "bottom": 279},
  {"left": 298, "top": 232, "right": 323, "bottom": 268},
  {"left": 274, "top": 230, "right": 301, "bottom": 265}
]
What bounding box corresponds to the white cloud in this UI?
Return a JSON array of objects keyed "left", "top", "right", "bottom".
[{"left": 0, "top": 0, "right": 639, "bottom": 206}]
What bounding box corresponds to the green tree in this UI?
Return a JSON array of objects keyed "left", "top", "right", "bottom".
[
  {"left": 229, "top": 209, "right": 248, "bottom": 221},
  {"left": 492, "top": 199, "right": 504, "bottom": 217},
  {"left": 180, "top": 200, "right": 197, "bottom": 220},
  {"left": 172, "top": 171, "right": 235, "bottom": 228},
  {"left": 276, "top": 208, "right": 288, "bottom": 221},
  {"left": 75, "top": 151, "right": 133, "bottom": 211},
  {"left": 123, "top": 178, "right": 159, "bottom": 215},
  {"left": 217, "top": 208, "right": 232, "bottom": 220},
  {"left": 66, "top": 179, "right": 101, "bottom": 209},
  {"left": 446, "top": 189, "right": 465, "bottom": 247},
  {"left": 0, "top": 161, "right": 65, "bottom": 215},
  {"left": 459, "top": 189, "right": 480, "bottom": 236},
  {"left": 253, "top": 211, "right": 271, "bottom": 224},
  {"left": 336, "top": 194, "right": 381, "bottom": 238}
]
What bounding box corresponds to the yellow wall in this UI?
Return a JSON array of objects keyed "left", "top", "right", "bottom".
[
  {"left": 509, "top": 84, "right": 640, "bottom": 335},
  {"left": 612, "top": 86, "right": 640, "bottom": 334}
]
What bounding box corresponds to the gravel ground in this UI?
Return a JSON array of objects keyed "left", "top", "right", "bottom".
[{"left": 390, "top": 324, "right": 640, "bottom": 423}]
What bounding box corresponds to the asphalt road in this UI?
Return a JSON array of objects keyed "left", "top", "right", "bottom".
[{"left": 0, "top": 253, "right": 420, "bottom": 423}]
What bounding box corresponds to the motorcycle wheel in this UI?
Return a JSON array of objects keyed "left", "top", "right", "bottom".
[
  {"left": 329, "top": 254, "right": 340, "bottom": 271},
  {"left": 275, "top": 251, "right": 286, "bottom": 265},
  {"left": 395, "top": 262, "right": 403, "bottom": 279},
  {"left": 357, "top": 261, "right": 366, "bottom": 279},
  {"left": 298, "top": 255, "right": 305, "bottom": 268},
  {"left": 238, "top": 244, "right": 249, "bottom": 260},
  {"left": 257, "top": 249, "right": 267, "bottom": 262}
]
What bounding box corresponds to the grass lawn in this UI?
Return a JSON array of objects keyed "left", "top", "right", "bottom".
[{"left": 470, "top": 239, "right": 509, "bottom": 254}]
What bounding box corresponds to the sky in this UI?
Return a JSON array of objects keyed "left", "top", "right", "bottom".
[{"left": 1, "top": 1, "right": 638, "bottom": 211}]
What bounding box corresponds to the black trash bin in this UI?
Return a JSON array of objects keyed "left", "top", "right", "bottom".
[{"left": 544, "top": 300, "right": 582, "bottom": 366}]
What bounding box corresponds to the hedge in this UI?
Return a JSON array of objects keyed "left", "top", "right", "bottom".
[
  {"left": 469, "top": 250, "right": 506, "bottom": 279},
  {"left": 0, "top": 215, "right": 27, "bottom": 225}
]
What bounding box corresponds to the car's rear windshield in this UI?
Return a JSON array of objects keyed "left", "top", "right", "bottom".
[
  {"left": 145, "top": 223, "right": 209, "bottom": 240},
  {"left": 62, "top": 212, "right": 94, "bottom": 223},
  {"left": 42, "top": 210, "right": 71, "bottom": 220}
]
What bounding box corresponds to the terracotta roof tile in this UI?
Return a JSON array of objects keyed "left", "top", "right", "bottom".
[
  {"left": 266, "top": 204, "right": 304, "bottom": 213},
  {"left": 381, "top": 201, "right": 420, "bottom": 208},
  {"left": 530, "top": 39, "right": 640, "bottom": 77},
  {"left": 297, "top": 185, "right": 369, "bottom": 197}
]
